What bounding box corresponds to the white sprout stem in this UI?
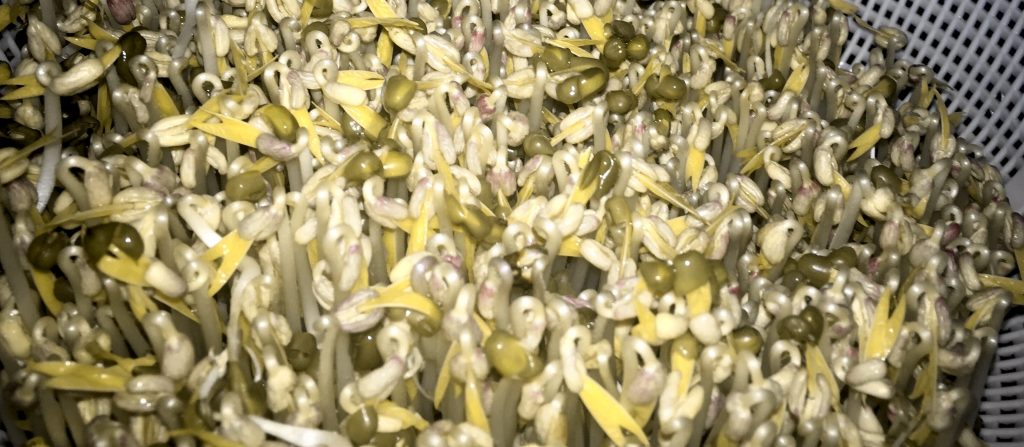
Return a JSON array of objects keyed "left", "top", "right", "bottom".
[
  {"left": 737, "top": 97, "right": 751, "bottom": 150},
  {"left": 815, "top": 186, "right": 839, "bottom": 245},
  {"left": 285, "top": 158, "right": 304, "bottom": 193},
  {"left": 286, "top": 195, "right": 318, "bottom": 329},
  {"left": 829, "top": 177, "right": 864, "bottom": 249},
  {"left": 173, "top": 0, "right": 199, "bottom": 59},
  {"left": 482, "top": 0, "right": 494, "bottom": 56},
  {"left": 489, "top": 23, "right": 504, "bottom": 81},
  {"left": 191, "top": 287, "right": 223, "bottom": 353},
  {"left": 0, "top": 205, "right": 39, "bottom": 325},
  {"left": 489, "top": 377, "right": 520, "bottom": 445},
  {"left": 593, "top": 103, "right": 608, "bottom": 153},
  {"left": 227, "top": 258, "right": 259, "bottom": 361},
  {"left": 317, "top": 322, "right": 340, "bottom": 429},
  {"left": 170, "top": 58, "right": 195, "bottom": 111},
  {"left": 276, "top": 207, "right": 303, "bottom": 333},
  {"left": 298, "top": 149, "right": 314, "bottom": 182},
  {"left": 57, "top": 393, "right": 86, "bottom": 446},
  {"left": 688, "top": 356, "right": 716, "bottom": 447},
  {"left": 0, "top": 400, "right": 26, "bottom": 446},
  {"left": 530, "top": 61, "right": 547, "bottom": 132},
  {"left": 335, "top": 332, "right": 354, "bottom": 390},
  {"left": 414, "top": 36, "right": 428, "bottom": 80},
  {"left": 923, "top": 160, "right": 951, "bottom": 222},
  {"left": 192, "top": 134, "right": 209, "bottom": 195},
  {"left": 35, "top": 0, "right": 62, "bottom": 213},
  {"left": 368, "top": 220, "right": 388, "bottom": 284},
  {"left": 107, "top": 285, "right": 154, "bottom": 355},
  {"left": 432, "top": 177, "right": 453, "bottom": 236},
  {"left": 39, "top": 389, "right": 70, "bottom": 447},
  {"left": 197, "top": 8, "right": 218, "bottom": 75},
  {"left": 225, "top": 140, "right": 239, "bottom": 164},
  {"left": 38, "top": 93, "right": 62, "bottom": 211},
  {"left": 96, "top": 307, "right": 132, "bottom": 356}
]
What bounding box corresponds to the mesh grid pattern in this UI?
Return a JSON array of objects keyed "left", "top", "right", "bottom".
[
  {"left": 981, "top": 311, "right": 1024, "bottom": 445},
  {"left": 842, "top": 0, "right": 1024, "bottom": 212}
]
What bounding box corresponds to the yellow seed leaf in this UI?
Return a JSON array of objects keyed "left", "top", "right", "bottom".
[
  {"left": 0, "top": 74, "right": 36, "bottom": 86},
  {"left": 337, "top": 70, "right": 386, "bottom": 90},
  {"left": 578, "top": 375, "right": 650, "bottom": 446},
  {"left": 429, "top": 132, "right": 457, "bottom": 194},
  {"left": 43, "top": 203, "right": 145, "bottom": 230},
  {"left": 340, "top": 104, "right": 386, "bottom": 139},
  {"left": 670, "top": 338, "right": 695, "bottom": 397},
  {"left": 783, "top": 64, "right": 808, "bottom": 93},
  {"left": 686, "top": 147, "right": 705, "bottom": 191},
  {"left": 1, "top": 83, "right": 45, "bottom": 101},
  {"left": 193, "top": 114, "right": 264, "bottom": 148},
  {"left": 558, "top": 236, "right": 583, "bottom": 257},
  {"left": 667, "top": 216, "right": 689, "bottom": 235},
  {"left": 245, "top": 157, "right": 280, "bottom": 174},
  {"left": 151, "top": 83, "right": 181, "bottom": 118},
  {"left": 358, "top": 291, "right": 442, "bottom": 324},
  {"left": 805, "top": 345, "right": 840, "bottom": 410},
  {"left": 465, "top": 380, "right": 491, "bottom": 432},
  {"left": 916, "top": 78, "right": 933, "bottom": 109},
  {"left": 635, "top": 175, "right": 705, "bottom": 222},
  {"left": 0, "top": 5, "right": 12, "bottom": 30},
  {"left": 935, "top": 88, "right": 951, "bottom": 144},
  {"left": 631, "top": 281, "right": 659, "bottom": 343},
  {"left": 376, "top": 401, "right": 430, "bottom": 430},
  {"left": 965, "top": 300, "right": 997, "bottom": 330},
  {"left": 383, "top": 228, "right": 399, "bottom": 270},
  {"left": 846, "top": 122, "right": 882, "bottom": 162},
  {"left": 29, "top": 362, "right": 130, "bottom": 392},
  {"left": 97, "top": 83, "right": 112, "bottom": 131},
  {"left": 100, "top": 45, "right": 123, "bottom": 68},
  {"left": 202, "top": 231, "right": 254, "bottom": 296},
  {"left": 347, "top": 17, "right": 420, "bottom": 29},
  {"left": 686, "top": 283, "right": 712, "bottom": 315},
  {"left": 29, "top": 269, "right": 62, "bottom": 316},
  {"left": 299, "top": 0, "right": 314, "bottom": 26},
  {"left": 407, "top": 199, "right": 432, "bottom": 253},
  {"left": 695, "top": 9, "right": 707, "bottom": 37},
  {"left": 96, "top": 255, "right": 151, "bottom": 287},
  {"left": 863, "top": 287, "right": 904, "bottom": 360},
  {"left": 88, "top": 21, "right": 119, "bottom": 41},
  {"left": 434, "top": 344, "right": 459, "bottom": 409},
  {"left": 979, "top": 273, "right": 1024, "bottom": 305},
  {"left": 633, "top": 58, "right": 663, "bottom": 96},
  {"left": 291, "top": 108, "right": 323, "bottom": 162},
  {"left": 714, "top": 431, "right": 738, "bottom": 447},
  {"left": 365, "top": 0, "right": 398, "bottom": 17},
  {"left": 828, "top": 0, "right": 859, "bottom": 14},
  {"left": 65, "top": 36, "right": 98, "bottom": 50},
  {"left": 472, "top": 311, "right": 492, "bottom": 340},
  {"left": 126, "top": 284, "right": 159, "bottom": 321},
  {"left": 581, "top": 16, "right": 608, "bottom": 45},
  {"left": 167, "top": 429, "right": 245, "bottom": 447}
]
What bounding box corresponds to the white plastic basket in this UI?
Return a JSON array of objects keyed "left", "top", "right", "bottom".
[
  {"left": 842, "top": 1, "right": 1024, "bottom": 444},
  {"left": 843, "top": 0, "right": 1024, "bottom": 214},
  {"left": 0, "top": 0, "right": 1021, "bottom": 445}
]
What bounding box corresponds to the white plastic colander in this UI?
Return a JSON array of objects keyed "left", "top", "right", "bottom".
[
  {"left": 0, "top": 0, "right": 1022, "bottom": 445},
  {"left": 841, "top": 1, "right": 1024, "bottom": 444}
]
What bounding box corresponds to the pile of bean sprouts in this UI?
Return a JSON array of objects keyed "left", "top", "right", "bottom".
[{"left": 0, "top": 0, "right": 1023, "bottom": 445}]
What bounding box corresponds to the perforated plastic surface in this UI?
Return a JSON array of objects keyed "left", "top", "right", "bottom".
[
  {"left": 980, "top": 310, "right": 1024, "bottom": 445},
  {"left": 843, "top": 0, "right": 1024, "bottom": 213},
  {"left": 841, "top": 1, "right": 1024, "bottom": 443}
]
